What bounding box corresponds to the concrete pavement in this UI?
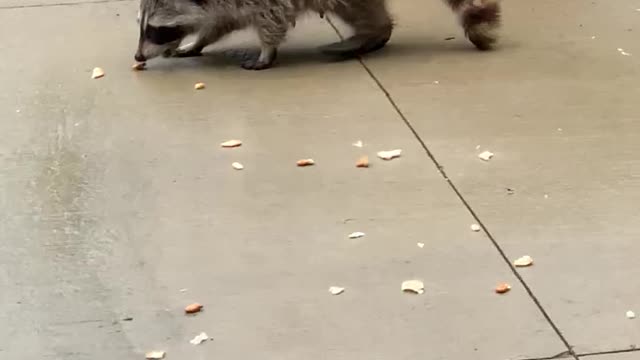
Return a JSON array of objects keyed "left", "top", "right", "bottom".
[{"left": 0, "top": 0, "right": 638, "bottom": 359}]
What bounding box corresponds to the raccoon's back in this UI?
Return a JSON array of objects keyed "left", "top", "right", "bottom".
[
  {"left": 206, "top": 0, "right": 353, "bottom": 17},
  {"left": 233, "top": 0, "right": 350, "bottom": 13},
  {"left": 298, "top": 0, "right": 354, "bottom": 13}
]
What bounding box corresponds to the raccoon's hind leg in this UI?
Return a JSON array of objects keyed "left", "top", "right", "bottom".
[
  {"left": 240, "top": 44, "right": 279, "bottom": 70},
  {"left": 319, "top": 0, "right": 393, "bottom": 57},
  {"left": 443, "top": 0, "right": 501, "bottom": 50},
  {"left": 242, "top": 16, "right": 289, "bottom": 70}
]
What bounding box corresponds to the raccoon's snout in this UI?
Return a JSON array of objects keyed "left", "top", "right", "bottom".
[{"left": 134, "top": 52, "right": 147, "bottom": 62}]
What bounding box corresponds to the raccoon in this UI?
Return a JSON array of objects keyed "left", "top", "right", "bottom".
[{"left": 134, "top": 0, "right": 501, "bottom": 70}]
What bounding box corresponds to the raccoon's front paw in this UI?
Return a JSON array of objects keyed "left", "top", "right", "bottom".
[{"left": 162, "top": 49, "right": 175, "bottom": 58}]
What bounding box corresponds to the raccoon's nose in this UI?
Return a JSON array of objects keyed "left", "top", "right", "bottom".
[{"left": 134, "top": 52, "right": 146, "bottom": 62}]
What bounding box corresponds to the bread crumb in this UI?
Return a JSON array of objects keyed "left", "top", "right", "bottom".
[{"left": 91, "top": 67, "right": 105, "bottom": 79}]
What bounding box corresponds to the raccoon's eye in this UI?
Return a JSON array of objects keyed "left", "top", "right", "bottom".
[{"left": 145, "top": 25, "right": 185, "bottom": 45}]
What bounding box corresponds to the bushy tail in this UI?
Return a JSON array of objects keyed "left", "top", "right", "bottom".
[{"left": 443, "top": 0, "right": 501, "bottom": 50}]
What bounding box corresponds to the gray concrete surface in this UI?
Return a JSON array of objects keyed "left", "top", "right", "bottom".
[
  {"left": 345, "top": 0, "right": 640, "bottom": 356},
  {"left": 0, "top": 0, "right": 638, "bottom": 359}
]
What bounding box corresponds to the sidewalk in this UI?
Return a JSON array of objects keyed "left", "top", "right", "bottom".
[{"left": 0, "top": 1, "right": 638, "bottom": 359}]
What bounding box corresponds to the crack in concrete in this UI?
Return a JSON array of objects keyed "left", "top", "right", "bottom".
[
  {"left": 519, "top": 350, "right": 574, "bottom": 360},
  {"left": 579, "top": 347, "right": 640, "bottom": 358},
  {"left": 0, "top": 0, "right": 132, "bottom": 10},
  {"left": 323, "top": 15, "right": 581, "bottom": 360},
  {"left": 520, "top": 347, "right": 640, "bottom": 360}
]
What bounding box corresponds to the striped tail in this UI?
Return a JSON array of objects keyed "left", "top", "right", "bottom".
[{"left": 443, "top": 0, "right": 501, "bottom": 50}]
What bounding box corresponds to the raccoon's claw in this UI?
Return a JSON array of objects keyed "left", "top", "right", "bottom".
[{"left": 241, "top": 58, "right": 273, "bottom": 70}]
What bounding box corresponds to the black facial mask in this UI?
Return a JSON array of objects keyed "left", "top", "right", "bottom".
[{"left": 145, "top": 25, "right": 186, "bottom": 45}]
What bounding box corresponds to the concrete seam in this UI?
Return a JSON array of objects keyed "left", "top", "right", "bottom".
[
  {"left": 0, "top": 0, "right": 133, "bottom": 10},
  {"left": 323, "top": 16, "right": 580, "bottom": 360}
]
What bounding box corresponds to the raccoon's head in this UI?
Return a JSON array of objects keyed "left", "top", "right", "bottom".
[{"left": 135, "top": 0, "right": 208, "bottom": 61}]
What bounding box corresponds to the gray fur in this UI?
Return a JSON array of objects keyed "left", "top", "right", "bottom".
[{"left": 135, "top": 0, "right": 501, "bottom": 70}]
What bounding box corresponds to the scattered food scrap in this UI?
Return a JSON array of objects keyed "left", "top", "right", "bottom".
[
  {"left": 348, "top": 231, "right": 365, "bottom": 239},
  {"left": 401, "top": 280, "right": 424, "bottom": 294},
  {"left": 617, "top": 48, "right": 632, "bottom": 56},
  {"left": 513, "top": 255, "right": 534, "bottom": 267},
  {"left": 145, "top": 351, "right": 166, "bottom": 359},
  {"left": 377, "top": 149, "right": 402, "bottom": 160},
  {"left": 328, "top": 286, "right": 345, "bottom": 295},
  {"left": 433, "top": 80, "right": 440, "bottom": 84},
  {"left": 627, "top": 310, "right": 636, "bottom": 319},
  {"left": 506, "top": 188, "right": 515, "bottom": 195},
  {"left": 232, "top": 162, "right": 244, "bottom": 170},
  {"left": 417, "top": 242, "right": 425, "bottom": 248},
  {"left": 495, "top": 283, "right": 511, "bottom": 294},
  {"left": 185, "top": 303, "right": 203, "bottom": 314},
  {"left": 220, "top": 139, "right": 242, "bottom": 148},
  {"left": 353, "top": 140, "right": 363, "bottom": 148},
  {"left": 122, "top": 317, "right": 134, "bottom": 322},
  {"left": 591, "top": 35, "right": 596, "bottom": 39},
  {"left": 91, "top": 67, "right": 105, "bottom": 79},
  {"left": 194, "top": 82, "right": 206, "bottom": 90},
  {"left": 189, "top": 332, "right": 210, "bottom": 345},
  {"left": 478, "top": 150, "right": 494, "bottom": 161},
  {"left": 356, "top": 156, "right": 369, "bottom": 168},
  {"left": 445, "top": 36, "right": 456, "bottom": 40},
  {"left": 296, "top": 159, "right": 315, "bottom": 167},
  {"left": 132, "top": 62, "right": 146, "bottom": 71},
  {"left": 470, "top": 224, "right": 481, "bottom": 232}
]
